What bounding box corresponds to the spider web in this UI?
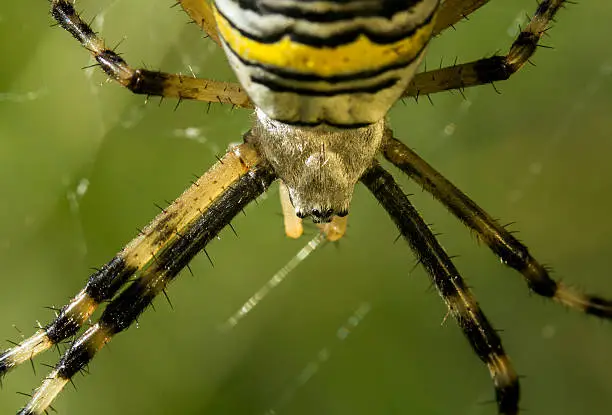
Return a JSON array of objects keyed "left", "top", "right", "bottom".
[{"left": 1, "top": 0, "right": 612, "bottom": 414}]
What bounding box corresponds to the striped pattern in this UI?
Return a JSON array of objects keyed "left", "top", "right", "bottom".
[{"left": 214, "top": 0, "right": 439, "bottom": 126}]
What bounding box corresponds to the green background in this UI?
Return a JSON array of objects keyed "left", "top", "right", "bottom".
[{"left": 1, "top": 1, "right": 612, "bottom": 414}]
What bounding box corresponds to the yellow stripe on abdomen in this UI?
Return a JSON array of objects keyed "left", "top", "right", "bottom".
[{"left": 214, "top": 7, "right": 435, "bottom": 78}]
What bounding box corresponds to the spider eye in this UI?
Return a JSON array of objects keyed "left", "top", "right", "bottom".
[
  {"left": 336, "top": 209, "right": 349, "bottom": 217},
  {"left": 310, "top": 208, "right": 334, "bottom": 223}
]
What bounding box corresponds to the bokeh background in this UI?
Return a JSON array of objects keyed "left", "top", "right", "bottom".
[{"left": 1, "top": 1, "right": 612, "bottom": 414}]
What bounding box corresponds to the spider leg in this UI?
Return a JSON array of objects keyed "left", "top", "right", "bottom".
[
  {"left": 0, "top": 143, "right": 268, "bottom": 379},
  {"left": 179, "top": 0, "right": 221, "bottom": 46},
  {"left": 361, "top": 163, "right": 519, "bottom": 415},
  {"left": 50, "top": 0, "right": 251, "bottom": 107},
  {"left": 434, "top": 0, "right": 491, "bottom": 36},
  {"left": 280, "top": 180, "right": 304, "bottom": 239},
  {"left": 16, "top": 144, "right": 276, "bottom": 415},
  {"left": 405, "top": 0, "right": 566, "bottom": 98},
  {"left": 382, "top": 136, "right": 612, "bottom": 318}
]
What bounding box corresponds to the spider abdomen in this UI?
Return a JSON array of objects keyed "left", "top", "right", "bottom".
[{"left": 214, "top": 0, "right": 439, "bottom": 127}]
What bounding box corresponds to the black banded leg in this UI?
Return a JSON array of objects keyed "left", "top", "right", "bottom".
[
  {"left": 406, "top": 0, "right": 567, "bottom": 97},
  {"left": 361, "top": 164, "right": 519, "bottom": 415},
  {"left": 382, "top": 136, "right": 612, "bottom": 318},
  {"left": 50, "top": 0, "right": 250, "bottom": 107},
  {"left": 179, "top": 0, "right": 221, "bottom": 46},
  {"left": 434, "top": 0, "right": 491, "bottom": 36},
  {"left": 0, "top": 261, "right": 130, "bottom": 379},
  {"left": 17, "top": 144, "right": 276, "bottom": 415},
  {"left": 1, "top": 143, "right": 267, "bottom": 381}
]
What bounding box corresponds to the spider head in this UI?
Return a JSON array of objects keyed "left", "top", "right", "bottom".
[{"left": 252, "top": 110, "right": 385, "bottom": 224}]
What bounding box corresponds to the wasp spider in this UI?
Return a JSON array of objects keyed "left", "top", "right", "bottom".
[{"left": 1, "top": 0, "right": 612, "bottom": 414}]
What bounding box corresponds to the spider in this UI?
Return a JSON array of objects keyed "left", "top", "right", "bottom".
[{"left": 1, "top": 0, "right": 612, "bottom": 414}]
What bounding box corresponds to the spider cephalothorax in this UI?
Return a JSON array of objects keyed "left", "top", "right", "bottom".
[{"left": 251, "top": 111, "right": 386, "bottom": 222}]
